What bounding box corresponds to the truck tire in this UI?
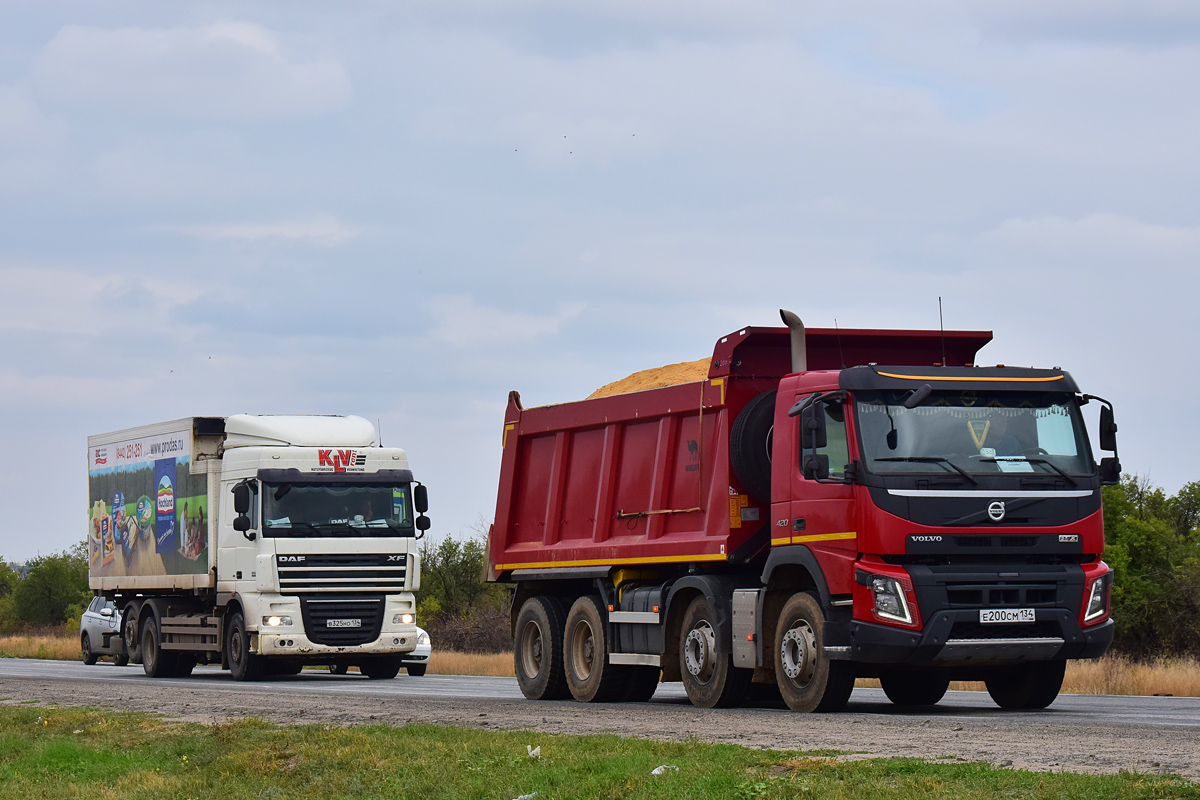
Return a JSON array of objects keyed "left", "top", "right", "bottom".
[
  {"left": 172, "top": 657, "right": 196, "bottom": 678},
  {"left": 880, "top": 670, "right": 950, "bottom": 707},
  {"left": 730, "top": 391, "right": 776, "bottom": 505},
  {"left": 679, "top": 595, "right": 750, "bottom": 708},
  {"left": 774, "top": 592, "right": 854, "bottom": 712},
  {"left": 81, "top": 633, "right": 98, "bottom": 666},
  {"left": 514, "top": 596, "right": 569, "bottom": 700},
  {"left": 360, "top": 657, "right": 402, "bottom": 679},
  {"left": 328, "top": 663, "right": 350, "bottom": 675},
  {"left": 620, "top": 667, "right": 661, "bottom": 702},
  {"left": 114, "top": 654, "right": 130, "bottom": 667},
  {"left": 985, "top": 661, "right": 1065, "bottom": 710},
  {"left": 226, "top": 611, "right": 265, "bottom": 682},
  {"left": 141, "top": 617, "right": 179, "bottom": 678},
  {"left": 123, "top": 606, "right": 142, "bottom": 664},
  {"left": 564, "top": 596, "right": 627, "bottom": 702}
]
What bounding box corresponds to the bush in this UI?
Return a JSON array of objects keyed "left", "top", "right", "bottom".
[
  {"left": 417, "top": 532, "right": 510, "bottom": 653},
  {"left": 0, "top": 542, "right": 89, "bottom": 632}
]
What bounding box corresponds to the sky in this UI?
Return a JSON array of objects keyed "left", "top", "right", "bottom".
[{"left": 3, "top": 1, "right": 1199, "bottom": 560}]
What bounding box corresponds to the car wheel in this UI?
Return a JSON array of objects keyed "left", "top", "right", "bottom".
[
  {"left": 328, "top": 663, "right": 349, "bottom": 675},
  {"left": 880, "top": 670, "right": 950, "bottom": 707},
  {"left": 114, "top": 654, "right": 130, "bottom": 667},
  {"left": 81, "top": 632, "right": 98, "bottom": 666},
  {"left": 406, "top": 664, "right": 427, "bottom": 677},
  {"left": 360, "top": 657, "right": 402, "bottom": 679},
  {"left": 226, "top": 611, "right": 265, "bottom": 682}
]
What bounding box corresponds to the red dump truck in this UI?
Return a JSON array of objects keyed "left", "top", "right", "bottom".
[{"left": 487, "top": 312, "right": 1118, "bottom": 711}]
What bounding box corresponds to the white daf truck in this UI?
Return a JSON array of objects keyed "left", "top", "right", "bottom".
[{"left": 86, "top": 415, "right": 427, "bottom": 680}]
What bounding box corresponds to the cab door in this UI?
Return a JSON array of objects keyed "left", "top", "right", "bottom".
[{"left": 786, "top": 393, "right": 858, "bottom": 597}]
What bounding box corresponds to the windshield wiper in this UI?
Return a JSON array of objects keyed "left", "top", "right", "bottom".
[
  {"left": 318, "top": 523, "right": 361, "bottom": 537},
  {"left": 979, "top": 457, "right": 1078, "bottom": 487},
  {"left": 362, "top": 519, "right": 414, "bottom": 536},
  {"left": 273, "top": 521, "right": 321, "bottom": 537},
  {"left": 874, "top": 456, "right": 979, "bottom": 485}
]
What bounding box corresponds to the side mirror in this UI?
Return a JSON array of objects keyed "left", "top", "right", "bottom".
[
  {"left": 100, "top": 607, "right": 113, "bottom": 618},
  {"left": 415, "top": 516, "right": 431, "bottom": 532},
  {"left": 1099, "top": 406, "right": 1118, "bottom": 452},
  {"left": 414, "top": 484, "right": 429, "bottom": 514},
  {"left": 1100, "top": 457, "right": 1121, "bottom": 485},
  {"left": 233, "top": 515, "right": 255, "bottom": 540},
  {"left": 802, "top": 454, "right": 830, "bottom": 480},
  {"left": 232, "top": 483, "right": 251, "bottom": 514},
  {"left": 800, "top": 403, "right": 828, "bottom": 450}
]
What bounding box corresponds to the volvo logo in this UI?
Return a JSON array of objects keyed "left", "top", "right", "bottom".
[
  {"left": 910, "top": 535, "right": 943, "bottom": 543},
  {"left": 987, "top": 501, "right": 1006, "bottom": 522}
]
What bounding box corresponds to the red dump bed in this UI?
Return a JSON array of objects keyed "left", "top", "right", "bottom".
[{"left": 489, "top": 324, "right": 991, "bottom": 576}]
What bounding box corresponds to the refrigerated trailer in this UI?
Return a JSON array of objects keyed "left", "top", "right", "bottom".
[
  {"left": 86, "top": 415, "right": 429, "bottom": 680},
  {"left": 488, "top": 313, "right": 1118, "bottom": 711}
]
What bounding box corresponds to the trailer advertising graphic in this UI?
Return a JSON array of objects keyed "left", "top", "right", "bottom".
[{"left": 88, "top": 429, "right": 208, "bottom": 578}]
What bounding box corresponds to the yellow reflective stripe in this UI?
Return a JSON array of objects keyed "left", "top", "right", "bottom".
[
  {"left": 875, "top": 371, "right": 1064, "bottom": 383},
  {"left": 502, "top": 423, "right": 516, "bottom": 448},
  {"left": 711, "top": 378, "right": 726, "bottom": 405},
  {"left": 771, "top": 531, "right": 858, "bottom": 546},
  {"left": 495, "top": 553, "right": 727, "bottom": 571}
]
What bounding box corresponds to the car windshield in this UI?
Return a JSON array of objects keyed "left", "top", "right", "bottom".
[
  {"left": 263, "top": 483, "right": 414, "bottom": 537},
  {"left": 855, "top": 390, "right": 1092, "bottom": 478}
]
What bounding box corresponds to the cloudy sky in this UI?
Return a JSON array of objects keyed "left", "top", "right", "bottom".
[{"left": 3, "top": 1, "right": 1198, "bottom": 560}]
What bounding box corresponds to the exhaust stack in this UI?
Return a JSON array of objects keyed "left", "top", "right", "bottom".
[{"left": 779, "top": 309, "right": 807, "bottom": 373}]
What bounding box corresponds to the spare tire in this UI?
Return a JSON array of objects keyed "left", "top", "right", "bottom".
[{"left": 730, "top": 391, "right": 776, "bottom": 505}]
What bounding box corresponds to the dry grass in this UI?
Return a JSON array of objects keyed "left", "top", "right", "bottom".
[
  {"left": 0, "top": 633, "right": 81, "bottom": 661},
  {"left": 7, "top": 632, "right": 1197, "bottom": 697},
  {"left": 428, "top": 650, "right": 514, "bottom": 677}
]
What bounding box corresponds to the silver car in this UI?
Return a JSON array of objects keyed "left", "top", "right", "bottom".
[
  {"left": 79, "top": 596, "right": 129, "bottom": 666},
  {"left": 327, "top": 626, "right": 430, "bottom": 677}
]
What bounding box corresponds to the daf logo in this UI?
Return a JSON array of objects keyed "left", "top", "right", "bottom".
[
  {"left": 278, "top": 556, "right": 305, "bottom": 563},
  {"left": 387, "top": 555, "right": 405, "bottom": 562},
  {"left": 987, "top": 501, "right": 1006, "bottom": 522},
  {"left": 910, "top": 535, "right": 943, "bottom": 543}
]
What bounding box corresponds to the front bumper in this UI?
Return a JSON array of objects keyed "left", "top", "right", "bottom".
[
  {"left": 847, "top": 610, "right": 1113, "bottom": 664},
  {"left": 253, "top": 629, "right": 418, "bottom": 657}
]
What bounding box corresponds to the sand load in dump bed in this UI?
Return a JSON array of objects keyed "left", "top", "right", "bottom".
[{"left": 587, "top": 358, "right": 709, "bottom": 399}]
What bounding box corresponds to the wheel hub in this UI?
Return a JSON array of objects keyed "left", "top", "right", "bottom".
[
  {"left": 780, "top": 621, "right": 817, "bottom": 684},
  {"left": 684, "top": 623, "right": 716, "bottom": 681}
]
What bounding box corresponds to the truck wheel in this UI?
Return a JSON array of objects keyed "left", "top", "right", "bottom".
[
  {"left": 80, "top": 633, "right": 98, "bottom": 666},
  {"left": 730, "top": 390, "right": 776, "bottom": 505},
  {"left": 141, "top": 617, "right": 179, "bottom": 678},
  {"left": 985, "top": 661, "right": 1065, "bottom": 709},
  {"left": 114, "top": 654, "right": 130, "bottom": 667},
  {"left": 564, "top": 596, "right": 627, "bottom": 702},
  {"left": 621, "top": 666, "right": 662, "bottom": 702},
  {"left": 514, "top": 596, "right": 569, "bottom": 700},
  {"left": 680, "top": 595, "right": 750, "bottom": 708},
  {"left": 172, "top": 657, "right": 196, "bottom": 678},
  {"left": 226, "top": 611, "right": 265, "bottom": 682},
  {"left": 880, "top": 670, "right": 950, "bottom": 707},
  {"left": 406, "top": 664, "right": 428, "bottom": 677},
  {"left": 774, "top": 592, "right": 854, "bottom": 712},
  {"left": 123, "top": 607, "right": 142, "bottom": 664},
  {"left": 360, "top": 657, "right": 402, "bottom": 679}
]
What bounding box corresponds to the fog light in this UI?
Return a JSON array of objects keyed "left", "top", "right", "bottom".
[
  {"left": 869, "top": 575, "right": 913, "bottom": 625},
  {"left": 262, "top": 615, "right": 293, "bottom": 627},
  {"left": 393, "top": 613, "right": 414, "bottom": 625}
]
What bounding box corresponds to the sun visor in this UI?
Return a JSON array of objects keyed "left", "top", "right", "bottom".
[{"left": 838, "top": 365, "right": 1080, "bottom": 394}]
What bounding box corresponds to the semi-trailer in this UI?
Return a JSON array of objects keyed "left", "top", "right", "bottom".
[
  {"left": 86, "top": 415, "right": 428, "bottom": 680},
  {"left": 488, "top": 312, "right": 1118, "bottom": 711}
]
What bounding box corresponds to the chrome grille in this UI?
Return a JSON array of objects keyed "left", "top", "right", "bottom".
[{"left": 277, "top": 553, "right": 408, "bottom": 593}]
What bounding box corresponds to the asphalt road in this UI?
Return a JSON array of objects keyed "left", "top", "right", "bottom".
[{"left": 1, "top": 658, "right": 1197, "bottom": 777}]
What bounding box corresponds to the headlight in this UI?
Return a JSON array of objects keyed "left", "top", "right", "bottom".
[
  {"left": 262, "top": 615, "right": 293, "bottom": 627},
  {"left": 869, "top": 575, "right": 913, "bottom": 625},
  {"left": 393, "top": 613, "right": 414, "bottom": 625},
  {"left": 1083, "top": 572, "right": 1112, "bottom": 622},
  {"left": 417, "top": 632, "right": 429, "bottom": 645}
]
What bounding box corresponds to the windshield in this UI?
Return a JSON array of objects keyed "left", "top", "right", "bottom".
[
  {"left": 855, "top": 390, "right": 1092, "bottom": 478},
  {"left": 263, "top": 482, "right": 414, "bottom": 537}
]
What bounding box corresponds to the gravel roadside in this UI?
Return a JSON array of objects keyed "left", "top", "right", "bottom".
[{"left": 0, "top": 673, "right": 1194, "bottom": 779}]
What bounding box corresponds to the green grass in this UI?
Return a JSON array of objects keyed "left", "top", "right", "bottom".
[{"left": 0, "top": 706, "right": 1193, "bottom": 800}]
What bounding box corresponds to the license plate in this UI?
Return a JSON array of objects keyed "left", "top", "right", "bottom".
[
  {"left": 326, "top": 618, "right": 362, "bottom": 628},
  {"left": 979, "top": 608, "right": 1035, "bottom": 624}
]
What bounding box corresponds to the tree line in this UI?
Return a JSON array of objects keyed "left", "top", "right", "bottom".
[{"left": 2, "top": 477, "right": 1198, "bottom": 659}]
